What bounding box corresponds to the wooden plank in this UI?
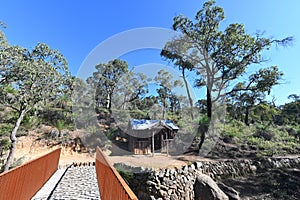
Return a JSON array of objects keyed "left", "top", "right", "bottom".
[{"left": 95, "top": 147, "right": 139, "bottom": 200}]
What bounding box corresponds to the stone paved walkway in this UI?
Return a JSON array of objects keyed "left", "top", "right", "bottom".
[
  {"left": 32, "top": 168, "right": 67, "bottom": 200},
  {"left": 32, "top": 166, "right": 100, "bottom": 200}
]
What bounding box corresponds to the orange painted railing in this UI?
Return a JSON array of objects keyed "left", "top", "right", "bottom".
[
  {"left": 0, "top": 148, "right": 61, "bottom": 200},
  {"left": 95, "top": 147, "right": 138, "bottom": 200}
]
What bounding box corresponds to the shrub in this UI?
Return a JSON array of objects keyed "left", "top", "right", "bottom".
[
  {"left": 129, "top": 109, "right": 148, "bottom": 119},
  {"left": 254, "top": 125, "right": 275, "bottom": 141},
  {"left": 0, "top": 138, "right": 10, "bottom": 151},
  {"left": 198, "top": 116, "right": 210, "bottom": 135},
  {"left": 115, "top": 167, "right": 134, "bottom": 187}
]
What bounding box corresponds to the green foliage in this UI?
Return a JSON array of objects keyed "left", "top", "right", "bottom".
[
  {"left": 129, "top": 109, "right": 148, "bottom": 119},
  {"left": 56, "top": 119, "right": 65, "bottom": 132},
  {"left": 253, "top": 124, "right": 275, "bottom": 141},
  {"left": 87, "top": 59, "right": 129, "bottom": 110},
  {"left": 162, "top": 0, "right": 291, "bottom": 120},
  {"left": 199, "top": 115, "right": 210, "bottom": 125},
  {"left": 154, "top": 69, "right": 183, "bottom": 118},
  {"left": 0, "top": 30, "right": 72, "bottom": 170},
  {"left": 220, "top": 120, "right": 249, "bottom": 143},
  {"left": 166, "top": 112, "right": 180, "bottom": 124},
  {"left": 0, "top": 123, "right": 13, "bottom": 137},
  {"left": 0, "top": 138, "right": 10, "bottom": 150},
  {"left": 221, "top": 125, "right": 240, "bottom": 139},
  {"left": 217, "top": 118, "right": 299, "bottom": 157},
  {"left": 115, "top": 70, "right": 149, "bottom": 110},
  {"left": 9, "top": 156, "right": 26, "bottom": 169},
  {"left": 86, "top": 125, "right": 98, "bottom": 135},
  {"left": 197, "top": 115, "right": 210, "bottom": 136},
  {"left": 115, "top": 167, "right": 134, "bottom": 188},
  {"left": 105, "top": 127, "right": 120, "bottom": 140},
  {"left": 21, "top": 113, "right": 42, "bottom": 130},
  {"left": 279, "top": 99, "right": 300, "bottom": 125}
]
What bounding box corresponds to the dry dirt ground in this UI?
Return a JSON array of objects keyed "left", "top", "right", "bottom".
[
  {"left": 14, "top": 135, "right": 200, "bottom": 168},
  {"left": 14, "top": 130, "right": 214, "bottom": 169},
  {"left": 14, "top": 135, "right": 95, "bottom": 167}
]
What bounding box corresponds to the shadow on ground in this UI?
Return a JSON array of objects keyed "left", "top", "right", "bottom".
[{"left": 221, "top": 166, "right": 300, "bottom": 200}]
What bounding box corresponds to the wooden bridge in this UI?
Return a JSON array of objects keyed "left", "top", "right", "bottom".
[{"left": 0, "top": 147, "right": 138, "bottom": 200}]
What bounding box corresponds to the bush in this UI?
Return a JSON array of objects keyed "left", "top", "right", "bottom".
[
  {"left": 0, "top": 123, "right": 13, "bottom": 137},
  {"left": 22, "top": 114, "right": 41, "bottom": 130},
  {"left": 166, "top": 113, "right": 180, "bottom": 123},
  {"left": 198, "top": 116, "right": 210, "bottom": 135},
  {"left": 254, "top": 125, "right": 275, "bottom": 141},
  {"left": 105, "top": 127, "right": 120, "bottom": 140},
  {"left": 115, "top": 167, "right": 134, "bottom": 188},
  {"left": 0, "top": 138, "right": 10, "bottom": 151},
  {"left": 86, "top": 125, "right": 98, "bottom": 135},
  {"left": 129, "top": 109, "right": 148, "bottom": 119}
]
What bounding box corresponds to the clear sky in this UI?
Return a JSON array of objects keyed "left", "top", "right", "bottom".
[{"left": 1, "top": 0, "right": 299, "bottom": 105}]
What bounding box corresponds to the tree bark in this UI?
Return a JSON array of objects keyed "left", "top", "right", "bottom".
[
  {"left": 198, "top": 87, "right": 212, "bottom": 152},
  {"left": 206, "top": 87, "right": 212, "bottom": 119},
  {"left": 162, "top": 105, "right": 165, "bottom": 119},
  {"left": 107, "top": 93, "right": 112, "bottom": 110},
  {"left": 182, "top": 68, "right": 194, "bottom": 120},
  {"left": 198, "top": 131, "right": 205, "bottom": 152},
  {"left": 244, "top": 106, "right": 250, "bottom": 126},
  {"left": 3, "top": 109, "right": 27, "bottom": 172}
]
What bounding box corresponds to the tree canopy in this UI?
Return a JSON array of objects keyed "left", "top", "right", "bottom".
[
  {"left": 161, "top": 0, "right": 292, "bottom": 152},
  {"left": 0, "top": 32, "right": 72, "bottom": 171},
  {"left": 162, "top": 0, "right": 292, "bottom": 120}
]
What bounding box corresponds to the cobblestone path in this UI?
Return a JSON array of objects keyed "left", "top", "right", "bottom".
[{"left": 33, "top": 165, "right": 100, "bottom": 200}]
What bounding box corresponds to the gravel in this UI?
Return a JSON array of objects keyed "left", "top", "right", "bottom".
[{"left": 33, "top": 165, "right": 100, "bottom": 200}]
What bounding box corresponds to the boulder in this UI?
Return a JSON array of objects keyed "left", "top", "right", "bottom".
[
  {"left": 218, "top": 182, "right": 240, "bottom": 200},
  {"left": 194, "top": 174, "right": 229, "bottom": 200}
]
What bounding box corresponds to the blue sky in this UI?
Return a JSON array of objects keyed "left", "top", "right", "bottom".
[{"left": 1, "top": 0, "right": 299, "bottom": 105}]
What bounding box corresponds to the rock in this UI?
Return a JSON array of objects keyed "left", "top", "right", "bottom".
[
  {"left": 159, "top": 170, "right": 165, "bottom": 178},
  {"left": 250, "top": 165, "right": 257, "bottom": 173},
  {"left": 169, "top": 184, "right": 177, "bottom": 189},
  {"left": 146, "top": 180, "right": 156, "bottom": 186},
  {"left": 169, "top": 168, "right": 176, "bottom": 175},
  {"left": 160, "top": 185, "right": 168, "bottom": 190},
  {"left": 194, "top": 174, "right": 229, "bottom": 200},
  {"left": 190, "top": 164, "right": 195, "bottom": 170},
  {"left": 218, "top": 182, "right": 240, "bottom": 200},
  {"left": 195, "top": 161, "right": 203, "bottom": 169},
  {"left": 170, "top": 193, "right": 178, "bottom": 200},
  {"left": 49, "top": 129, "right": 59, "bottom": 138},
  {"left": 159, "top": 190, "right": 168, "bottom": 197},
  {"left": 183, "top": 165, "right": 188, "bottom": 172}
]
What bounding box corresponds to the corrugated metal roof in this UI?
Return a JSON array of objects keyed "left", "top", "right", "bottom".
[{"left": 129, "top": 119, "right": 179, "bottom": 130}]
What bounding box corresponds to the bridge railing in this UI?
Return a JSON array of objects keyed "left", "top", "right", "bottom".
[
  {"left": 0, "top": 148, "right": 61, "bottom": 200},
  {"left": 95, "top": 147, "right": 138, "bottom": 200}
]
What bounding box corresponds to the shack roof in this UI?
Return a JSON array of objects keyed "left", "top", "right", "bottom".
[{"left": 129, "top": 119, "right": 179, "bottom": 131}]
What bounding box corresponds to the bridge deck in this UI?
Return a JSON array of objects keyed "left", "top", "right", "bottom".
[{"left": 32, "top": 165, "right": 100, "bottom": 200}]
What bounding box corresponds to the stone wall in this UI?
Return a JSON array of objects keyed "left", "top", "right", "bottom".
[{"left": 114, "top": 156, "right": 300, "bottom": 200}]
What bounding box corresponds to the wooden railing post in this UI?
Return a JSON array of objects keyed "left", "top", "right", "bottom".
[
  {"left": 0, "top": 148, "right": 61, "bottom": 200},
  {"left": 95, "top": 147, "right": 138, "bottom": 200}
]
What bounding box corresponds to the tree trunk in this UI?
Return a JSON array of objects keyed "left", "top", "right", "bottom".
[
  {"left": 244, "top": 106, "right": 250, "bottom": 126},
  {"left": 182, "top": 69, "right": 194, "bottom": 120},
  {"left": 3, "top": 109, "right": 27, "bottom": 171},
  {"left": 107, "top": 93, "right": 112, "bottom": 110},
  {"left": 206, "top": 87, "right": 212, "bottom": 119},
  {"left": 198, "top": 131, "right": 205, "bottom": 152},
  {"left": 198, "top": 87, "right": 212, "bottom": 152},
  {"left": 162, "top": 105, "right": 165, "bottom": 119}
]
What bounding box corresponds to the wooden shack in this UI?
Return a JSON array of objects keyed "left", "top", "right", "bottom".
[{"left": 127, "top": 119, "right": 179, "bottom": 155}]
